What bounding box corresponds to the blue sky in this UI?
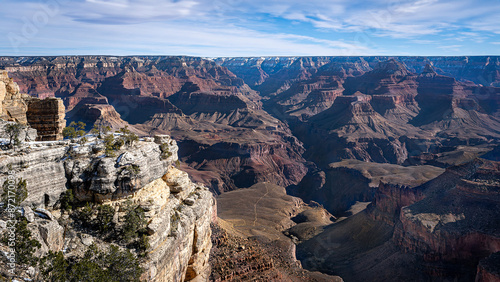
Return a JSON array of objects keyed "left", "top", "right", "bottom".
[{"left": 0, "top": 0, "right": 499, "bottom": 56}]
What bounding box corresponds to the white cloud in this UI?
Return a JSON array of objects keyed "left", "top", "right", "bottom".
[
  {"left": 0, "top": 0, "right": 499, "bottom": 56},
  {"left": 437, "top": 45, "right": 463, "bottom": 52},
  {"left": 65, "top": 0, "right": 200, "bottom": 24}
]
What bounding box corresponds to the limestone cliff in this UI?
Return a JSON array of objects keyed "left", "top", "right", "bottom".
[
  {"left": 26, "top": 97, "right": 66, "bottom": 141},
  {"left": 0, "top": 70, "right": 29, "bottom": 124},
  {"left": 0, "top": 134, "right": 213, "bottom": 281},
  {"left": 0, "top": 70, "right": 66, "bottom": 141}
]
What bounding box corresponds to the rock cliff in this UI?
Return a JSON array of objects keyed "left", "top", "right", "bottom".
[
  {"left": 291, "top": 159, "right": 443, "bottom": 217},
  {"left": 0, "top": 134, "right": 214, "bottom": 282},
  {"left": 296, "top": 158, "right": 500, "bottom": 281},
  {"left": 0, "top": 70, "right": 66, "bottom": 140},
  {"left": 476, "top": 252, "right": 500, "bottom": 282},
  {"left": 1, "top": 56, "right": 307, "bottom": 193},
  {"left": 0, "top": 70, "right": 29, "bottom": 124},
  {"left": 26, "top": 97, "right": 66, "bottom": 141},
  {"left": 394, "top": 159, "right": 500, "bottom": 269}
]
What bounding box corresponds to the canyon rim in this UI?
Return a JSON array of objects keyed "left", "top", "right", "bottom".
[{"left": 1, "top": 0, "right": 500, "bottom": 281}]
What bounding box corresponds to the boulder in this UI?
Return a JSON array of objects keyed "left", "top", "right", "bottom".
[
  {"left": 37, "top": 220, "right": 64, "bottom": 251},
  {"left": 23, "top": 206, "right": 35, "bottom": 222}
]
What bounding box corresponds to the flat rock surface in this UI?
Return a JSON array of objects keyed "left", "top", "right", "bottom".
[{"left": 217, "top": 182, "right": 303, "bottom": 241}]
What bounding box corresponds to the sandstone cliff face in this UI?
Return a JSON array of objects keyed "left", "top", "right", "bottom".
[
  {"left": 394, "top": 159, "right": 500, "bottom": 264},
  {"left": 217, "top": 57, "right": 500, "bottom": 167},
  {"left": 0, "top": 70, "right": 29, "bottom": 124},
  {"left": 2, "top": 57, "right": 307, "bottom": 193},
  {"left": 0, "top": 70, "right": 66, "bottom": 141},
  {"left": 26, "top": 97, "right": 66, "bottom": 141},
  {"left": 0, "top": 135, "right": 213, "bottom": 281}
]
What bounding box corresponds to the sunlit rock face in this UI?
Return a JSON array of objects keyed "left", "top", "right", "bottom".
[
  {"left": 0, "top": 134, "right": 214, "bottom": 281},
  {"left": 2, "top": 56, "right": 307, "bottom": 193},
  {"left": 0, "top": 70, "right": 66, "bottom": 140}
]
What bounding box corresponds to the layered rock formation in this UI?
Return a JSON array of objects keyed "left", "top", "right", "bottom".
[
  {"left": 213, "top": 182, "right": 341, "bottom": 281},
  {"left": 216, "top": 57, "right": 500, "bottom": 167},
  {"left": 0, "top": 70, "right": 29, "bottom": 124},
  {"left": 3, "top": 56, "right": 498, "bottom": 186},
  {"left": 288, "top": 61, "right": 499, "bottom": 166},
  {"left": 1, "top": 56, "right": 306, "bottom": 193},
  {"left": 1, "top": 55, "right": 498, "bottom": 281},
  {"left": 0, "top": 70, "right": 66, "bottom": 140},
  {"left": 394, "top": 159, "right": 500, "bottom": 271},
  {"left": 296, "top": 158, "right": 500, "bottom": 281},
  {"left": 291, "top": 159, "right": 444, "bottom": 217},
  {"left": 0, "top": 134, "right": 214, "bottom": 282},
  {"left": 217, "top": 56, "right": 500, "bottom": 88},
  {"left": 26, "top": 97, "right": 66, "bottom": 141}
]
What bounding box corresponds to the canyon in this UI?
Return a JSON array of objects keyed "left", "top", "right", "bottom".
[{"left": 0, "top": 56, "right": 499, "bottom": 281}]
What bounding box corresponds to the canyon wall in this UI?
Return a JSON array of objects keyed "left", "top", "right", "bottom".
[
  {"left": 296, "top": 158, "right": 500, "bottom": 281},
  {"left": 0, "top": 134, "right": 214, "bottom": 281},
  {"left": 375, "top": 158, "right": 500, "bottom": 279},
  {"left": 2, "top": 56, "right": 499, "bottom": 187},
  {"left": 0, "top": 70, "right": 65, "bottom": 141},
  {"left": 217, "top": 56, "right": 500, "bottom": 87},
  {"left": 0, "top": 56, "right": 307, "bottom": 193},
  {"left": 393, "top": 159, "right": 500, "bottom": 263},
  {"left": 26, "top": 97, "right": 66, "bottom": 141}
]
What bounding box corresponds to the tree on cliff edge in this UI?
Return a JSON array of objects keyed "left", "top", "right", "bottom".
[
  {"left": 63, "top": 121, "right": 86, "bottom": 143},
  {"left": 4, "top": 122, "right": 22, "bottom": 149}
]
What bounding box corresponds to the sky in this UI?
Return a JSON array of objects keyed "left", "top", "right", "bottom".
[{"left": 0, "top": 0, "right": 499, "bottom": 57}]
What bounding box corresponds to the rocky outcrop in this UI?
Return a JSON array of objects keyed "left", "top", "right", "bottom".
[
  {"left": 134, "top": 167, "right": 213, "bottom": 282},
  {"left": 0, "top": 70, "right": 29, "bottom": 124},
  {"left": 0, "top": 70, "right": 66, "bottom": 141},
  {"left": 0, "top": 135, "right": 178, "bottom": 207},
  {"left": 2, "top": 57, "right": 307, "bottom": 193},
  {"left": 394, "top": 159, "right": 500, "bottom": 265},
  {"left": 0, "top": 134, "right": 213, "bottom": 282},
  {"left": 0, "top": 144, "right": 69, "bottom": 207},
  {"left": 370, "top": 183, "right": 426, "bottom": 225},
  {"left": 0, "top": 120, "right": 37, "bottom": 142},
  {"left": 26, "top": 97, "right": 66, "bottom": 141},
  {"left": 67, "top": 139, "right": 177, "bottom": 203},
  {"left": 66, "top": 103, "right": 134, "bottom": 133}
]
